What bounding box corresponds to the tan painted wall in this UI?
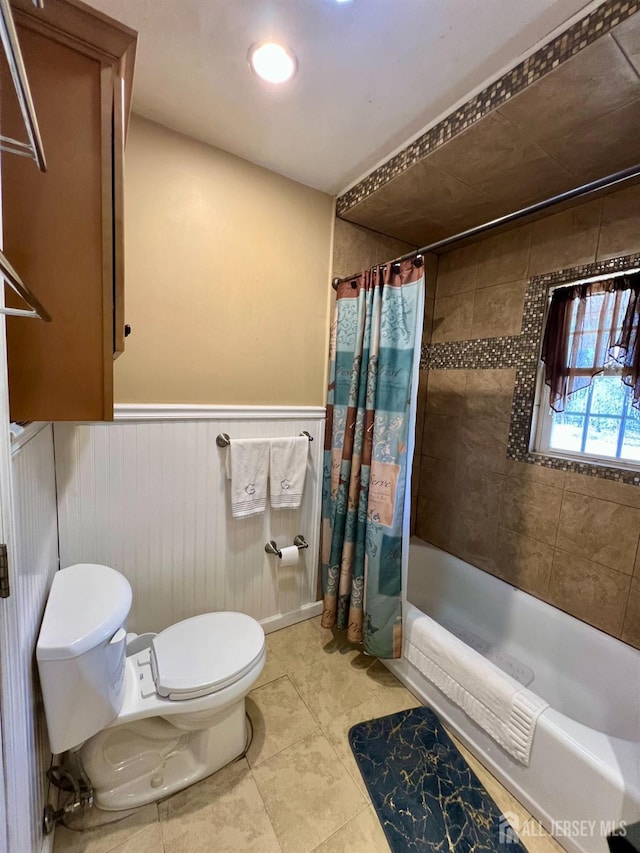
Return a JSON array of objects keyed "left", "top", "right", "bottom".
[{"left": 114, "top": 116, "right": 335, "bottom": 406}]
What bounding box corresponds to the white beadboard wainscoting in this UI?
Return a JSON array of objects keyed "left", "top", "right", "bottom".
[
  {"left": 8, "top": 423, "right": 58, "bottom": 853},
  {"left": 54, "top": 405, "right": 326, "bottom": 635}
]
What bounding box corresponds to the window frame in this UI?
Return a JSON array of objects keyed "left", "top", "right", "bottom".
[
  {"left": 529, "top": 269, "right": 640, "bottom": 474},
  {"left": 532, "top": 362, "right": 640, "bottom": 473}
]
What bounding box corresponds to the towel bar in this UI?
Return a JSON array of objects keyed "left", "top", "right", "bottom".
[
  {"left": 0, "top": 0, "right": 47, "bottom": 171},
  {"left": 216, "top": 431, "right": 313, "bottom": 448},
  {"left": 0, "top": 248, "right": 51, "bottom": 321}
]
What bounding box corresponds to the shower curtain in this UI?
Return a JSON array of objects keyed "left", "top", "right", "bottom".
[{"left": 320, "top": 259, "right": 425, "bottom": 659}]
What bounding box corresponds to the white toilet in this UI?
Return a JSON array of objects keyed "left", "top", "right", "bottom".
[{"left": 36, "top": 563, "right": 265, "bottom": 811}]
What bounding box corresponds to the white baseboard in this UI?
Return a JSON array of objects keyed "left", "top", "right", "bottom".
[{"left": 260, "top": 601, "right": 323, "bottom": 634}]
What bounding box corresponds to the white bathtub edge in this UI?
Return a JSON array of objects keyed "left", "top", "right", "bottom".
[
  {"left": 389, "top": 599, "right": 640, "bottom": 853},
  {"left": 382, "top": 655, "right": 556, "bottom": 833}
]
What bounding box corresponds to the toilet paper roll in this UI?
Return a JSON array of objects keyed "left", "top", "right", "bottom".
[{"left": 279, "top": 545, "right": 300, "bottom": 566}]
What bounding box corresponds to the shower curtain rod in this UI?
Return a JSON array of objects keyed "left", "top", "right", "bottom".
[{"left": 332, "top": 162, "right": 640, "bottom": 289}]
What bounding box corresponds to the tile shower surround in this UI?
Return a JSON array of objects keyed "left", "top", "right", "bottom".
[
  {"left": 412, "top": 184, "right": 640, "bottom": 648},
  {"left": 423, "top": 252, "right": 640, "bottom": 485},
  {"left": 337, "top": 0, "right": 640, "bottom": 215}
]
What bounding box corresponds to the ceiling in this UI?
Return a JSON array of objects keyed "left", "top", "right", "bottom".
[
  {"left": 86, "top": 0, "right": 594, "bottom": 195},
  {"left": 341, "top": 13, "right": 640, "bottom": 248}
]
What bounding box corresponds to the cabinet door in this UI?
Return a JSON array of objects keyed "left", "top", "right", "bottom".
[{"left": 1, "top": 24, "right": 115, "bottom": 421}]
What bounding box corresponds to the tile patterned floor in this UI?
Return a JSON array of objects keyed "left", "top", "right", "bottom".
[{"left": 53, "top": 617, "right": 564, "bottom": 853}]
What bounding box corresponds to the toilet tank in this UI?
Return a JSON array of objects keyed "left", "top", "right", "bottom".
[{"left": 36, "top": 564, "right": 132, "bottom": 754}]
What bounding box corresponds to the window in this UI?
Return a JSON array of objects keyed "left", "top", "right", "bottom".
[
  {"left": 533, "top": 270, "right": 640, "bottom": 469},
  {"left": 536, "top": 371, "right": 640, "bottom": 466}
]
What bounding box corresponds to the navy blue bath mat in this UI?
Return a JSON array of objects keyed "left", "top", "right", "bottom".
[{"left": 349, "top": 706, "right": 526, "bottom": 853}]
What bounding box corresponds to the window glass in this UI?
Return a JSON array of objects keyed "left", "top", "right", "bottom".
[{"left": 533, "top": 265, "right": 640, "bottom": 472}]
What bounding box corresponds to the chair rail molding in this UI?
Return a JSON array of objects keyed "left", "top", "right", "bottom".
[{"left": 113, "top": 403, "right": 326, "bottom": 421}]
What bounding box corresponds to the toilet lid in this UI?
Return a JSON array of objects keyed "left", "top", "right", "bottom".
[{"left": 151, "top": 612, "right": 265, "bottom": 700}]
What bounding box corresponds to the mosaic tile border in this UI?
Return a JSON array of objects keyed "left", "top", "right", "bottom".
[
  {"left": 421, "top": 252, "right": 640, "bottom": 486},
  {"left": 422, "top": 336, "right": 522, "bottom": 370},
  {"left": 337, "top": 0, "right": 640, "bottom": 215}
]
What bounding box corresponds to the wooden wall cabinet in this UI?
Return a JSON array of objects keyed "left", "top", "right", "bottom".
[{"left": 1, "top": 0, "right": 136, "bottom": 421}]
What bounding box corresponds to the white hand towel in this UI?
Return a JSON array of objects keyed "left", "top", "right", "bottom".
[
  {"left": 405, "top": 611, "right": 548, "bottom": 765},
  {"left": 269, "top": 436, "right": 308, "bottom": 510},
  {"left": 225, "top": 438, "right": 270, "bottom": 519}
]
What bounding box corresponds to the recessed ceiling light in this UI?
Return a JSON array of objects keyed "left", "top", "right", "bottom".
[{"left": 248, "top": 42, "right": 297, "bottom": 84}]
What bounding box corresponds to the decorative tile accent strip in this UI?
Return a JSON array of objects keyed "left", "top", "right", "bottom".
[
  {"left": 337, "top": 0, "right": 640, "bottom": 215},
  {"left": 422, "top": 336, "right": 523, "bottom": 370},
  {"left": 421, "top": 252, "right": 640, "bottom": 486}
]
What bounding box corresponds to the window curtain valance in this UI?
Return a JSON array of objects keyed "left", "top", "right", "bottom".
[{"left": 541, "top": 271, "right": 640, "bottom": 412}]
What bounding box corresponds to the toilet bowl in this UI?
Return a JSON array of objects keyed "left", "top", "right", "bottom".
[{"left": 36, "top": 564, "right": 265, "bottom": 810}]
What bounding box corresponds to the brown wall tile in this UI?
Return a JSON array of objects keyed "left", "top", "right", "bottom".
[
  {"left": 464, "top": 369, "right": 516, "bottom": 422},
  {"left": 415, "top": 370, "right": 428, "bottom": 442},
  {"left": 556, "top": 491, "right": 640, "bottom": 574},
  {"left": 416, "top": 456, "right": 456, "bottom": 549},
  {"left": 449, "top": 513, "right": 499, "bottom": 576},
  {"left": 424, "top": 111, "right": 575, "bottom": 209},
  {"left": 470, "top": 280, "right": 527, "bottom": 339},
  {"left": 411, "top": 454, "right": 422, "bottom": 501},
  {"left": 412, "top": 372, "right": 425, "bottom": 499},
  {"left": 621, "top": 578, "right": 640, "bottom": 649},
  {"left": 612, "top": 13, "right": 640, "bottom": 76},
  {"left": 455, "top": 460, "right": 505, "bottom": 523},
  {"left": 410, "top": 501, "right": 417, "bottom": 536},
  {"left": 341, "top": 160, "right": 498, "bottom": 248},
  {"left": 332, "top": 218, "right": 414, "bottom": 278},
  {"left": 425, "top": 369, "right": 467, "bottom": 416},
  {"left": 504, "top": 458, "right": 566, "bottom": 489},
  {"left": 540, "top": 97, "right": 640, "bottom": 182},
  {"left": 431, "top": 293, "right": 474, "bottom": 343},
  {"left": 564, "top": 470, "right": 640, "bottom": 510},
  {"left": 494, "top": 527, "right": 553, "bottom": 598},
  {"left": 596, "top": 184, "right": 640, "bottom": 261},
  {"left": 478, "top": 153, "right": 575, "bottom": 210},
  {"left": 423, "top": 298, "right": 435, "bottom": 346},
  {"left": 549, "top": 550, "right": 631, "bottom": 636},
  {"left": 475, "top": 225, "right": 532, "bottom": 288},
  {"left": 422, "top": 414, "right": 460, "bottom": 460},
  {"left": 458, "top": 416, "right": 511, "bottom": 475},
  {"left": 499, "top": 477, "right": 563, "bottom": 545},
  {"left": 423, "top": 252, "right": 439, "bottom": 346},
  {"left": 528, "top": 199, "right": 602, "bottom": 276},
  {"left": 418, "top": 163, "right": 499, "bottom": 232},
  {"left": 418, "top": 454, "right": 456, "bottom": 503},
  {"left": 416, "top": 495, "right": 452, "bottom": 550},
  {"left": 497, "top": 35, "right": 640, "bottom": 145},
  {"left": 435, "top": 244, "right": 479, "bottom": 298}
]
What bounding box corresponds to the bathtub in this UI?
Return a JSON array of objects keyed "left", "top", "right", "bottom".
[{"left": 385, "top": 538, "right": 640, "bottom": 853}]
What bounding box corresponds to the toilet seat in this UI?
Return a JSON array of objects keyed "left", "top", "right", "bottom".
[{"left": 150, "top": 612, "right": 265, "bottom": 701}]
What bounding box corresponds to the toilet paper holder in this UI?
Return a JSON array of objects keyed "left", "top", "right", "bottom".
[{"left": 265, "top": 535, "right": 308, "bottom": 558}]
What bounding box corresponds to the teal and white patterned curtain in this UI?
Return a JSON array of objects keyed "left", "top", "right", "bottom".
[{"left": 320, "top": 258, "right": 424, "bottom": 658}]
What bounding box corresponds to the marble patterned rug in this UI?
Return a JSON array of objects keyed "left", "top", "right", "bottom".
[{"left": 348, "top": 706, "right": 527, "bottom": 853}]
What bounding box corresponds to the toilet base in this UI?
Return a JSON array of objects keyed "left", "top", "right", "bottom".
[{"left": 81, "top": 699, "right": 247, "bottom": 811}]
